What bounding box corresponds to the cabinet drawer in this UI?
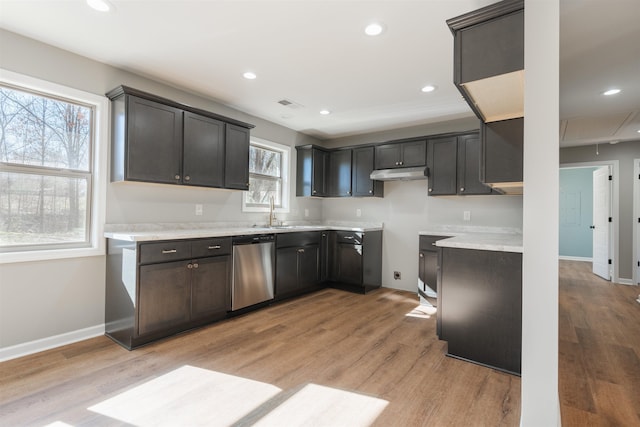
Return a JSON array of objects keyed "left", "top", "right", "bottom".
[
  {"left": 139, "top": 241, "right": 192, "bottom": 264},
  {"left": 192, "top": 237, "right": 232, "bottom": 258},
  {"left": 419, "top": 235, "right": 451, "bottom": 251},
  {"left": 277, "top": 231, "right": 321, "bottom": 249},
  {"left": 335, "top": 231, "right": 363, "bottom": 245}
]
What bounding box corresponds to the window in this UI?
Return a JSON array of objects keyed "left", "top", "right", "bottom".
[
  {"left": 242, "top": 138, "right": 290, "bottom": 213},
  {"left": 0, "top": 69, "right": 107, "bottom": 262}
]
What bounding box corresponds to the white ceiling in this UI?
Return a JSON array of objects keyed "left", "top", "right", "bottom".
[{"left": 1, "top": 0, "right": 639, "bottom": 147}]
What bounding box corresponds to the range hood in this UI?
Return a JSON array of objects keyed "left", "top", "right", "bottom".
[{"left": 370, "top": 167, "right": 428, "bottom": 181}]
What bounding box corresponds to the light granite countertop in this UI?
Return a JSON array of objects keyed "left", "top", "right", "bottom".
[
  {"left": 419, "top": 225, "right": 523, "bottom": 253},
  {"left": 104, "top": 221, "right": 383, "bottom": 242}
]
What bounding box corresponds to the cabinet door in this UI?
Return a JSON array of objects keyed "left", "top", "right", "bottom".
[
  {"left": 126, "top": 95, "right": 183, "bottom": 184},
  {"left": 183, "top": 112, "right": 225, "bottom": 188},
  {"left": 352, "top": 146, "right": 382, "bottom": 197},
  {"left": 427, "top": 137, "right": 458, "bottom": 195},
  {"left": 457, "top": 134, "right": 492, "bottom": 195},
  {"left": 138, "top": 261, "right": 191, "bottom": 335},
  {"left": 276, "top": 247, "right": 299, "bottom": 297},
  {"left": 328, "top": 149, "right": 352, "bottom": 197},
  {"left": 225, "top": 124, "right": 250, "bottom": 190},
  {"left": 191, "top": 256, "right": 230, "bottom": 319},
  {"left": 298, "top": 245, "right": 320, "bottom": 288},
  {"left": 418, "top": 250, "right": 438, "bottom": 294},
  {"left": 375, "top": 144, "right": 401, "bottom": 169},
  {"left": 312, "top": 149, "right": 329, "bottom": 196},
  {"left": 400, "top": 140, "right": 427, "bottom": 168},
  {"left": 336, "top": 244, "right": 363, "bottom": 285},
  {"left": 481, "top": 118, "right": 523, "bottom": 184},
  {"left": 320, "top": 232, "right": 329, "bottom": 282}
]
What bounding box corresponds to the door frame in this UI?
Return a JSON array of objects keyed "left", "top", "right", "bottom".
[
  {"left": 634, "top": 159, "right": 640, "bottom": 285},
  {"left": 560, "top": 160, "right": 619, "bottom": 283}
]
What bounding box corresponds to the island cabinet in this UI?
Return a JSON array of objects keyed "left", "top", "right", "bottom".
[
  {"left": 329, "top": 230, "right": 383, "bottom": 293},
  {"left": 375, "top": 139, "right": 427, "bottom": 169},
  {"left": 275, "top": 231, "right": 324, "bottom": 300},
  {"left": 328, "top": 149, "right": 353, "bottom": 197},
  {"left": 296, "top": 145, "right": 329, "bottom": 197},
  {"left": 427, "top": 132, "right": 492, "bottom": 196},
  {"left": 107, "top": 85, "right": 253, "bottom": 190},
  {"left": 438, "top": 247, "right": 522, "bottom": 374},
  {"left": 105, "top": 237, "right": 231, "bottom": 349},
  {"left": 351, "top": 146, "right": 383, "bottom": 197}
]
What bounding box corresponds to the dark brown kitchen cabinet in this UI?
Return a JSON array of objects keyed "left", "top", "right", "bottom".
[
  {"left": 275, "top": 232, "right": 322, "bottom": 300},
  {"left": 447, "top": 0, "right": 524, "bottom": 123},
  {"left": 328, "top": 149, "right": 352, "bottom": 197},
  {"left": 480, "top": 118, "right": 523, "bottom": 193},
  {"left": 183, "top": 112, "right": 225, "bottom": 188},
  {"left": 107, "top": 85, "right": 254, "bottom": 190},
  {"left": 105, "top": 236, "right": 231, "bottom": 349},
  {"left": 224, "top": 124, "right": 251, "bottom": 190},
  {"left": 329, "top": 230, "right": 382, "bottom": 293},
  {"left": 120, "top": 95, "right": 183, "bottom": 184},
  {"left": 427, "top": 132, "right": 492, "bottom": 196},
  {"left": 352, "top": 146, "right": 383, "bottom": 197},
  {"left": 296, "top": 145, "right": 329, "bottom": 197},
  {"left": 439, "top": 247, "right": 522, "bottom": 375},
  {"left": 375, "top": 139, "right": 427, "bottom": 169},
  {"left": 418, "top": 235, "right": 452, "bottom": 337}
]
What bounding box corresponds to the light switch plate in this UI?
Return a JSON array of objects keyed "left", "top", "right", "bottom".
[
  {"left": 356, "top": 208, "right": 362, "bottom": 217},
  {"left": 463, "top": 211, "right": 471, "bottom": 221},
  {"left": 195, "top": 204, "right": 203, "bottom": 216}
]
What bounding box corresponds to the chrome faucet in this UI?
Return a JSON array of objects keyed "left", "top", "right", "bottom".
[{"left": 269, "top": 196, "right": 277, "bottom": 227}]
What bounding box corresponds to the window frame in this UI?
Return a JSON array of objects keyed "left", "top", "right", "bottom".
[
  {"left": 0, "top": 69, "right": 108, "bottom": 264},
  {"left": 242, "top": 137, "right": 291, "bottom": 214}
]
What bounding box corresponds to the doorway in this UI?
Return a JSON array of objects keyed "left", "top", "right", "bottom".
[
  {"left": 634, "top": 159, "right": 640, "bottom": 285},
  {"left": 560, "top": 161, "right": 619, "bottom": 282}
]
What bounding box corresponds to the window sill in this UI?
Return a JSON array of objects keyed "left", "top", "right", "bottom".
[{"left": 0, "top": 245, "right": 105, "bottom": 264}]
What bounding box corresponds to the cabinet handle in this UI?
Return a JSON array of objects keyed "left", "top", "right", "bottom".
[
  {"left": 419, "top": 253, "right": 424, "bottom": 258},
  {"left": 184, "top": 175, "right": 191, "bottom": 181},
  {"left": 174, "top": 174, "right": 180, "bottom": 180},
  {"left": 432, "top": 243, "right": 437, "bottom": 246},
  {"left": 344, "top": 236, "right": 354, "bottom": 240},
  {"left": 208, "top": 245, "right": 222, "bottom": 250},
  {"left": 162, "top": 249, "right": 177, "bottom": 254},
  {"left": 187, "top": 263, "right": 193, "bottom": 269},
  {"left": 298, "top": 248, "right": 305, "bottom": 253}
]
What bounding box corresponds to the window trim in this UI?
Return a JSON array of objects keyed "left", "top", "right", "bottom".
[
  {"left": 242, "top": 137, "right": 291, "bottom": 214},
  {"left": 0, "top": 69, "right": 108, "bottom": 264}
]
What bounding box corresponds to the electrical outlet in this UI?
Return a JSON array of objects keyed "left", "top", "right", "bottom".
[
  {"left": 394, "top": 271, "right": 401, "bottom": 280},
  {"left": 356, "top": 208, "right": 362, "bottom": 217},
  {"left": 304, "top": 208, "right": 309, "bottom": 217},
  {"left": 195, "top": 204, "right": 203, "bottom": 216},
  {"left": 463, "top": 210, "right": 471, "bottom": 221}
]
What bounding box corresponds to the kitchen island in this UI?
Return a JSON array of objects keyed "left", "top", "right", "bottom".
[{"left": 419, "top": 227, "right": 523, "bottom": 375}]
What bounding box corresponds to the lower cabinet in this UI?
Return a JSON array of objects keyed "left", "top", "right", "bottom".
[
  {"left": 329, "top": 230, "right": 383, "bottom": 293},
  {"left": 275, "top": 232, "right": 323, "bottom": 300},
  {"left": 105, "top": 237, "right": 231, "bottom": 349}
]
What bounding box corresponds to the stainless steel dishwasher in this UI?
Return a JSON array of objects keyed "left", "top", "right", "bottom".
[{"left": 231, "top": 234, "right": 275, "bottom": 311}]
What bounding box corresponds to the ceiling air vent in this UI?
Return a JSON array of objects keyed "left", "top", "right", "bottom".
[{"left": 277, "top": 99, "right": 304, "bottom": 109}]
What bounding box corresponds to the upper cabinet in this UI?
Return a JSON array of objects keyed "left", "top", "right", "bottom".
[
  {"left": 427, "top": 132, "right": 492, "bottom": 196},
  {"left": 296, "top": 145, "right": 329, "bottom": 197},
  {"left": 107, "top": 86, "right": 254, "bottom": 190},
  {"left": 352, "top": 146, "right": 383, "bottom": 197},
  {"left": 375, "top": 139, "right": 427, "bottom": 169},
  {"left": 447, "top": 0, "right": 524, "bottom": 123},
  {"left": 328, "top": 149, "right": 353, "bottom": 197},
  {"left": 480, "top": 118, "right": 523, "bottom": 194}
]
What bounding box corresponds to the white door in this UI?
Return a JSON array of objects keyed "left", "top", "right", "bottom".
[{"left": 592, "top": 166, "right": 611, "bottom": 280}]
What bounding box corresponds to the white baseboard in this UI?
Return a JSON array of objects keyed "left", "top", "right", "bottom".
[
  {"left": 616, "top": 278, "right": 634, "bottom": 286},
  {"left": 559, "top": 256, "right": 592, "bottom": 262},
  {"left": 0, "top": 324, "right": 105, "bottom": 362}
]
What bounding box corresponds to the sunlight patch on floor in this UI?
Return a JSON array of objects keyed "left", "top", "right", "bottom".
[
  {"left": 253, "top": 383, "right": 388, "bottom": 427},
  {"left": 406, "top": 304, "right": 437, "bottom": 319},
  {"left": 88, "top": 365, "right": 282, "bottom": 426}
]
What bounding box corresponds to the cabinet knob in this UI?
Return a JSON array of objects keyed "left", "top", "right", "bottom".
[
  {"left": 193, "top": 263, "right": 199, "bottom": 269},
  {"left": 419, "top": 253, "right": 424, "bottom": 258},
  {"left": 399, "top": 161, "right": 404, "bottom": 166},
  {"left": 395, "top": 161, "right": 399, "bottom": 166},
  {"left": 460, "top": 187, "right": 465, "bottom": 192},
  {"left": 187, "top": 263, "right": 193, "bottom": 269},
  {"left": 347, "top": 191, "right": 351, "bottom": 195},
  {"left": 246, "top": 183, "right": 250, "bottom": 188},
  {"left": 174, "top": 174, "right": 180, "bottom": 180},
  {"left": 312, "top": 190, "right": 317, "bottom": 194},
  {"left": 184, "top": 175, "right": 191, "bottom": 181},
  {"left": 369, "top": 190, "right": 373, "bottom": 194},
  {"left": 428, "top": 188, "right": 433, "bottom": 192},
  {"left": 298, "top": 248, "right": 305, "bottom": 253}
]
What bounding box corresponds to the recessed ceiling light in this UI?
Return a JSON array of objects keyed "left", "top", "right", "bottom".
[
  {"left": 364, "top": 23, "right": 384, "bottom": 36},
  {"left": 319, "top": 109, "right": 331, "bottom": 115},
  {"left": 603, "top": 88, "right": 621, "bottom": 96},
  {"left": 637, "top": 129, "right": 640, "bottom": 133},
  {"left": 86, "top": 0, "right": 111, "bottom": 12},
  {"left": 421, "top": 85, "right": 437, "bottom": 93},
  {"left": 243, "top": 72, "right": 257, "bottom": 80}
]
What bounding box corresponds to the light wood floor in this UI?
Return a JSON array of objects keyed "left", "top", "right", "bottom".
[{"left": 1, "top": 260, "right": 637, "bottom": 426}]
